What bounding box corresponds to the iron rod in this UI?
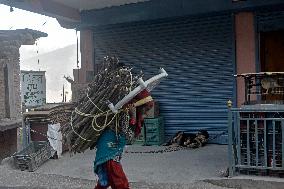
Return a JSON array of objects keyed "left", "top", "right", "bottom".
[
  {"left": 247, "top": 119, "right": 250, "bottom": 166},
  {"left": 273, "top": 121, "right": 276, "bottom": 168},
  {"left": 264, "top": 120, "right": 267, "bottom": 167},
  {"left": 282, "top": 120, "right": 284, "bottom": 168},
  {"left": 255, "top": 120, "right": 259, "bottom": 167},
  {"left": 237, "top": 112, "right": 241, "bottom": 166},
  {"left": 228, "top": 105, "right": 233, "bottom": 177}
]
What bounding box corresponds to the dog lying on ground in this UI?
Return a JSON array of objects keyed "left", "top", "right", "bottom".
[{"left": 165, "top": 130, "right": 209, "bottom": 148}]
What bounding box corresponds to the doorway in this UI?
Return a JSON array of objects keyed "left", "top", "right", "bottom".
[
  {"left": 260, "top": 30, "right": 284, "bottom": 72},
  {"left": 259, "top": 30, "right": 284, "bottom": 102}
]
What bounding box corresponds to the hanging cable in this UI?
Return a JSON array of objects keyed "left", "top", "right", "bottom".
[
  {"left": 36, "top": 20, "right": 48, "bottom": 72},
  {"left": 35, "top": 40, "right": 41, "bottom": 71},
  {"left": 76, "top": 30, "right": 80, "bottom": 82}
]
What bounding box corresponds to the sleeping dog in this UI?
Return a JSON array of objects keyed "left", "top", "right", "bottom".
[{"left": 165, "top": 130, "right": 209, "bottom": 148}]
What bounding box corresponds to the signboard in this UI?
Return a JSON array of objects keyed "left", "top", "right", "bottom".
[{"left": 21, "top": 71, "right": 46, "bottom": 107}]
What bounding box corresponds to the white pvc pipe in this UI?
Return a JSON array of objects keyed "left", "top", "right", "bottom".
[{"left": 107, "top": 68, "right": 168, "bottom": 113}]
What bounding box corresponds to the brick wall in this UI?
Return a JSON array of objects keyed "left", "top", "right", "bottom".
[{"left": 0, "top": 128, "right": 17, "bottom": 161}]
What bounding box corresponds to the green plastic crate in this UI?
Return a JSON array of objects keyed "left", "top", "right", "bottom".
[
  {"left": 144, "top": 117, "right": 164, "bottom": 145},
  {"left": 133, "top": 126, "right": 145, "bottom": 145}
]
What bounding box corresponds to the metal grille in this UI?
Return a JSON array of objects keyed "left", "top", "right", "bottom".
[
  {"left": 93, "top": 14, "right": 234, "bottom": 142},
  {"left": 228, "top": 106, "right": 284, "bottom": 176}
]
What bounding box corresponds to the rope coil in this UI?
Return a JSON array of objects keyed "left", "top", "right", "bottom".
[{"left": 71, "top": 106, "right": 127, "bottom": 141}]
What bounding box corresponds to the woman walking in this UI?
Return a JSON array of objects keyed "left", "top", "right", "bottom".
[{"left": 94, "top": 89, "right": 153, "bottom": 189}]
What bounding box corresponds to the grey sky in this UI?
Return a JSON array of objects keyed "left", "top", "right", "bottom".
[{"left": 0, "top": 4, "right": 79, "bottom": 102}]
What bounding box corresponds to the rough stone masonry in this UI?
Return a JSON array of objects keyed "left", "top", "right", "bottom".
[{"left": 0, "top": 29, "right": 47, "bottom": 160}]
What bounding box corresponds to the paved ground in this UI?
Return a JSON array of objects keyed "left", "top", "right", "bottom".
[
  {"left": 35, "top": 144, "right": 228, "bottom": 183},
  {"left": 1, "top": 144, "right": 284, "bottom": 188}
]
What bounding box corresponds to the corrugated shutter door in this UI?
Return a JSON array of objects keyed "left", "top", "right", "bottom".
[
  {"left": 257, "top": 10, "right": 284, "bottom": 32},
  {"left": 93, "top": 14, "right": 234, "bottom": 142}
]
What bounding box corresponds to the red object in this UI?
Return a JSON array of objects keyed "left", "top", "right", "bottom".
[
  {"left": 135, "top": 89, "right": 151, "bottom": 100},
  {"left": 94, "top": 160, "right": 129, "bottom": 189},
  {"left": 129, "top": 118, "right": 136, "bottom": 125},
  {"left": 132, "top": 89, "right": 153, "bottom": 137}
]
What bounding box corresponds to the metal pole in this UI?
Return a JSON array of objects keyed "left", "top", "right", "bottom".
[
  {"left": 62, "top": 85, "right": 65, "bottom": 102},
  {"left": 282, "top": 120, "right": 284, "bottom": 168},
  {"left": 273, "top": 121, "right": 276, "bottom": 168},
  {"left": 255, "top": 120, "right": 259, "bottom": 167},
  {"left": 264, "top": 120, "right": 267, "bottom": 167},
  {"left": 237, "top": 112, "right": 241, "bottom": 166},
  {"left": 247, "top": 119, "right": 250, "bottom": 166},
  {"left": 22, "top": 121, "right": 27, "bottom": 150},
  {"left": 228, "top": 100, "right": 234, "bottom": 177}
]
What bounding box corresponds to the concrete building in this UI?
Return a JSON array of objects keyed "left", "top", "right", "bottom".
[
  {"left": 0, "top": 29, "right": 47, "bottom": 160},
  {"left": 3, "top": 0, "right": 284, "bottom": 143}
]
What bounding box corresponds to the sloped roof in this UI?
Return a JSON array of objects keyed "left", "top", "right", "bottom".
[
  {"left": 0, "top": 29, "right": 47, "bottom": 59},
  {"left": 0, "top": 29, "right": 47, "bottom": 45},
  {"left": 52, "top": 0, "right": 150, "bottom": 11}
]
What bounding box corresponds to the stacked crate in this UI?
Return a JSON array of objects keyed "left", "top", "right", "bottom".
[
  {"left": 144, "top": 116, "right": 164, "bottom": 145},
  {"left": 133, "top": 101, "right": 163, "bottom": 145},
  {"left": 133, "top": 126, "right": 145, "bottom": 145}
]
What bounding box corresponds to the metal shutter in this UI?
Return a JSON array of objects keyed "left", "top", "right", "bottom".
[
  {"left": 93, "top": 14, "right": 234, "bottom": 143},
  {"left": 257, "top": 10, "right": 284, "bottom": 32}
]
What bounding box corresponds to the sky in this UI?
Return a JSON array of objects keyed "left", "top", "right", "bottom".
[{"left": 0, "top": 4, "right": 79, "bottom": 103}]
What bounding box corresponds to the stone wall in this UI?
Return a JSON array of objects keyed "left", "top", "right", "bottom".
[
  {"left": 0, "top": 29, "right": 46, "bottom": 120},
  {"left": 0, "top": 60, "right": 5, "bottom": 119},
  {"left": 0, "top": 29, "right": 47, "bottom": 157},
  {"left": 0, "top": 43, "right": 22, "bottom": 119},
  {"left": 12, "top": 50, "right": 21, "bottom": 119},
  {"left": 0, "top": 128, "right": 17, "bottom": 161}
]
